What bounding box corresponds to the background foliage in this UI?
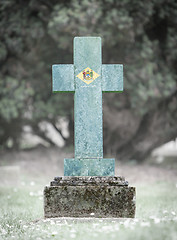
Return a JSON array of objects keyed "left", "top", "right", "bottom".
[{"left": 0, "top": 0, "right": 177, "bottom": 160}]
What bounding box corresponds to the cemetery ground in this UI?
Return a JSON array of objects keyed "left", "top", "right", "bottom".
[{"left": 0, "top": 147, "right": 177, "bottom": 240}]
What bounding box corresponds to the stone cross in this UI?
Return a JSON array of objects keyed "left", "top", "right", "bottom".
[{"left": 52, "top": 37, "right": 123, "bottom": 176}]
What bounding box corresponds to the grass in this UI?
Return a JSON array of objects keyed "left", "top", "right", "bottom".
[{"left": 0, "top": 179, "right": 177, "bottom": 240}]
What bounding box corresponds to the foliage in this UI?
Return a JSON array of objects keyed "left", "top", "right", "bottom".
[{"left": 0, "top": 0, "right": 176, "bottom": 159}]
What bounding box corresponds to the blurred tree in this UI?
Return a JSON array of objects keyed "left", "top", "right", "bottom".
[{"left": 0, "top": 0, "right": 176, "bottom": 161}]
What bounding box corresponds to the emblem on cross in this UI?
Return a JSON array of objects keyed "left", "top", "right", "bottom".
[{"left": 77, "top": 67, "right": 99, "bottom": 84}]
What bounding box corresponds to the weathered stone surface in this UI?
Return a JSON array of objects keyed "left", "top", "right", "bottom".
[
  {"left": 47, "top": 36, "right": 136, "bottom": 218},
  {"left": 102, "top": 64, "right": 123, "bottom": 92},
  {"left": 52, "top": 64, "right": 75, "bottom": 92},
  {"left": 64, "top": 158, "right": 115, "bottom": 176},
  {"left": 44, "top": 177, "right": 136, "bottom": 218},
  {"left": 52, "top": 37, "right": 124, "bottom": 176},
  {"left": 51, "top": 176, "right": 128, "bottom": 186},
  {"left": 74, "top": 37, "right": 103, "bottom": 159}
]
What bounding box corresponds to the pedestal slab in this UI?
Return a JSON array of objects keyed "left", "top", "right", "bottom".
[
  {"left": 64, "top": 159, "right": 115, "bottom": 176},
  {"left": 44, "top": 177, "right": 136, "bottom": 218}
]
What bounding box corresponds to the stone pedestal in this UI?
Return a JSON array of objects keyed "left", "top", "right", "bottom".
[
  {"left": 64, "top": 158, "right": 115, "bottom": 176},
  {"left": 44, "top": 177, "right": 136, "bottom": 218}
]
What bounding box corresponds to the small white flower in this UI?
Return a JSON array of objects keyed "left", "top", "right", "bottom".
[
  {"left": 93, "top": 223, "right": 99, "bottom": 227},
  {"left": 90, "top": 213, "right": 95, "bottom": 216},
  {"left": 30, "top": 181, "right": 35, "bottom": 186},
  {"left": 124, "top": 219, "right": 130, "bottom": 227},
  {"left": 70, "top": 233, "right": 76, "bottom": 238},
  {"left": 154, "top": 218, "right": 160, "bottom": 224},
  {"left": 171, "top": 211, "right": 176, "bottom": 215},
  {"left": 29, "top": 192, "right": 34, "bottom": 196},
  {"left": 102, "top": 225, "right": 114, "bottom": 231},
  {"left": 140, "top": 222, "right": 150, "bottom": 227},
  {"left": 51, "top": 231, "right": 58, "bottom": 235},
  {"left": 134, "top": 218, "right": 139, "bottom": 222},
  {"left": 45, "top": 219, "right": 50, "bottom": 222},
  {"left": 7, "top": 195, "right": 11, "bottom": 199},
  {"left": 2, "top": 229, "right": 7, "bottom": 234},
  {"left": 163, "top": 210, "right": 168, "bottom": 214}
]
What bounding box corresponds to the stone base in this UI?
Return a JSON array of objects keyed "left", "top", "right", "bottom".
[
  {"left": 44, "top": 177, "right": 136, "bottom": 218},
  {"left": 64, "top": 158, "right": 115, "bottom": 176}
]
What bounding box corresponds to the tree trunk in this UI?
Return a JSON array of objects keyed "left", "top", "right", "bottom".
[{"left": 103, "top": 90, "right": 177, "bottom": 161}]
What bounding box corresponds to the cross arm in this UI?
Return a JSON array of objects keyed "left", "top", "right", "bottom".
[
  {"left": 52, "top": 64, "right": 75, "bottom": 92},
  {"left": 102, "top": 64, "right": 123, "bottom": 92}
]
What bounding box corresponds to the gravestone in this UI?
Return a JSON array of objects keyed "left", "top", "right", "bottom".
[{"left": 44, "top": 37, "right": 136, "bottom": 218}]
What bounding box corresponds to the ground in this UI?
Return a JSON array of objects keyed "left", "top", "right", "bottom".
[{"left": 0, "top": 147, "right": 177, "bottom": 240}]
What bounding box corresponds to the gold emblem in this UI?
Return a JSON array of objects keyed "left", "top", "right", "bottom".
[{"left": 76, "top": 67, "right": 100, "bottom": 84}]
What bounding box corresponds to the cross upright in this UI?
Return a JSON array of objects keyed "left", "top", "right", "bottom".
[{"left": 52, "top": 37, "right": 123, "bottom": 176}]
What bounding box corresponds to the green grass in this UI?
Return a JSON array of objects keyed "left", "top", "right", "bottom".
[{"left": 0, "top": 180, "right": 177, "bottom": 240}]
